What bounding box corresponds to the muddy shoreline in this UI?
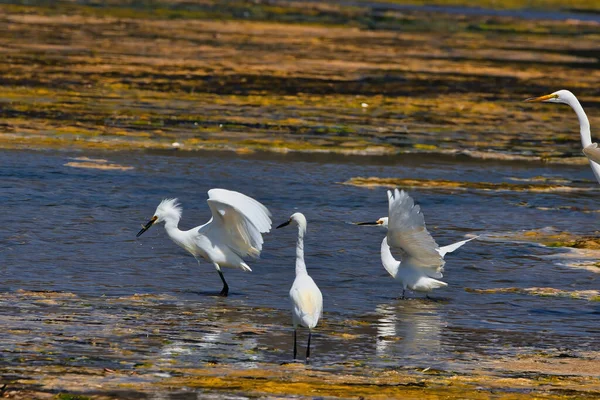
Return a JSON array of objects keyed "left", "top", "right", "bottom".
[{"left": 1, "top": 289, "right": 599, "bottom": 399}]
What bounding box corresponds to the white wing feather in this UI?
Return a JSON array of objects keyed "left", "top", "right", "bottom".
[
  {"left": 387, "top": 189, "right": 444, "bottom": 277},
  {"left": 206, "top": 189, "right": 272, "bottom": 258}
]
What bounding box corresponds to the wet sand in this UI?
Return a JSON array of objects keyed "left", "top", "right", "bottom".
[{"left": 1, "top": 289, "right": 599, "bottom": 399}]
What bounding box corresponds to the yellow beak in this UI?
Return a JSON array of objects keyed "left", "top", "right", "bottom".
[{"left": 524, "top": 93, "right": 558, "bottom": 102}]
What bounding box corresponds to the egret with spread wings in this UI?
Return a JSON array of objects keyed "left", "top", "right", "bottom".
[
  {"left": 525, "top": 90, "right": 600, "bottom": 184},
  {"left": 136, "top": 189, "right": 272, "bottom": 296},
  {"left": 357, "top": 189, "right": 477, "bottom": 298}
]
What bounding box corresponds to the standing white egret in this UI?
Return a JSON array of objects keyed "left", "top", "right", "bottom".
[
  {"left": 525, "top": 90, "right": 600, "bottom": 184},
  {"left": 276, "top": 212, "right": 323, "bottom": 363},
  {"left": 357, "top": 189, "right": 477, "bottom": 298},
  {"left": 136, "top": 189, "right": 272, "bottom": 296}
]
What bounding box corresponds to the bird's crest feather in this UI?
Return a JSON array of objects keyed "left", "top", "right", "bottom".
[{"left": 156, "top": 198, "right": 182, "bottom": 220}]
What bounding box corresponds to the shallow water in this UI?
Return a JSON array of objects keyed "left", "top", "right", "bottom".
[
  {"left": 1, "top": 149, "right": 599, "bottom": 379},
  {"left": 348, "top": 1, "right": 600, "bottom": 23}
]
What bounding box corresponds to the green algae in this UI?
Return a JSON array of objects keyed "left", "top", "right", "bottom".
[
  {"left": 466, "top": 287, "right": 600, "bottom": 301},
  {"left": 545, "top": 237, "right": 600, "bottom": 250},
  {"left": 56, "top": 394, "right": 91, "bottom": 400},
  {"left": 343, "top": 177, "right": 595, "bottom": 192},
  {"left": 6, "top": 361, "right": 598, "bottom": 399},
  {"left": 523, "top": 230, "right": 600, "bottom": 250}
]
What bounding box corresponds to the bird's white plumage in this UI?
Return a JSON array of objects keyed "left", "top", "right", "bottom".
[
  {"left": 282, "top": 213, "right": 323, "bottom": 330},
  {"left": 380, "top": 236, "right": 447, "bottom": 293},
  {"left": 387, "top": 189, "right": 444, "bottom": 277},
  {"left": 437, "top": 236, "right": 479, "bottom": 258},
  {"left": 365, "top": 189, "right": 476, "bottom": 295},
  {"left": 583, "top": 143, "right": 600, "bottom": 165},
  {"left": 156, "top": 198, "right": 182, "bottom": 221},
  {"left": 206, "top": 188, "right": 272, "bottom": 259},
  {"left": 290, "top": 274, "right": 323, "bottom": 329},
  {"left": 139, "top": 189, "right": 272, "bottom": 294},
  {"left": 526, "top": 89, "right": 600, "bottom": 184}
]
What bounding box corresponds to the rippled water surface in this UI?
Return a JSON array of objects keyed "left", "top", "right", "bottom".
[{"left": 1, "top": 149, "right": 599, "bottom": 376}]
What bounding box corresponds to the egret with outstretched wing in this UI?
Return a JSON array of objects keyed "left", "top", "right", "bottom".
[
  {"left": 357, "top": 189, "right": 477, "bottom": 298},
  {"left": 136, "top": 189, "right": 272, "bottom": 296}
]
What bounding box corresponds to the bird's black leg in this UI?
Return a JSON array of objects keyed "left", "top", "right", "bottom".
[
  {"left": 293, "top": 329, "right": 297, "bottom": 360},
  {"left": 401, "top": 289, "right": 406, "bottom": 300},
  {"left": 306, "top": 330, "right": 312, "bottom": 364},
  {"left": 217, "top": 269, "right": 229, "bottom": 297}
]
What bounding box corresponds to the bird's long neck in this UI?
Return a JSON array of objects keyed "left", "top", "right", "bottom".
[
  {"left": 295, "top": 227, "right": 307, "bottom": 276},
  {"left": 568, "top": 96, "right": 592, "bottom": 148},
  {"left": 381, "top": 237, "right": 400, "bottom": 278},
  {"left": 163, "top": 216, "right": 185, "bottom": 246},
  {"left": 568, "top": 97, "right": 600, "bottom": 181}
]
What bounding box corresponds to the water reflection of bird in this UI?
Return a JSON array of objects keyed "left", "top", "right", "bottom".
[
  {"left": 277, "top": 212, "right": 323, "bottom": 363},
  {"left": 136, "top": 189, "right": 272, "bottom": 296},
  {"left": 525, "top": 90, "right": 600, "bottom": 184},
  {"left": 357, "top": 189, "right": 477, "bottom": 298},
  {"left": 158, "top": 325, "right": 263, "bottom": 367},
  {"left": 375, "top": 300, "right": 444, "bottom": 359}
]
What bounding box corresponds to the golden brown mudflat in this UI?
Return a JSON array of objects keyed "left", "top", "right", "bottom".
[
  {"left": 1, "top": 289, "right": 599, "bottom": 399},
  {"left": 0, "top": 0, "right": 599, "bottom": 161}
]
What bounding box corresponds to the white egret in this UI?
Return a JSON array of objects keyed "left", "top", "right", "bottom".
[
  {"left": 525, "top": 90, "right": 600, "bottom": 184},
  {"left": 357, "top": 189, "right": 477, "bottom": 298},
  {"left": 276, "top": 212, "right": 323, "bottom": 363},
  {"left": 136, "top": 189, "right": 272, "bottom": 296}
]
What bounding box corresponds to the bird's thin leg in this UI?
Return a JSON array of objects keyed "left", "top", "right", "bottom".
[
  {"left": 401, "top": 289, "right": 406, "bottom": 300},
  {"left": 293, "top": 329, "right": 297, "bottom": 360},
  {"left": 306, "top": 330, "right": 312, "bottom": 364},
  {"left": 218, "top": 270, "right": 229, "bottom": 296},
  {"left": 214, "top": 264, "right": 229, "bottom": 297}
]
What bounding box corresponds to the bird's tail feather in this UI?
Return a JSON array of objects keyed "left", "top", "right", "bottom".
[
  {"left": 240, "top": 262, "right": 252, "bottom": 272},
  {"left": 437, "top": 235, "right": 479, "bottom": 258},
  {"left": 428, "top": 279, "right": 448, "bottom": 289},
  {"left": 413, "top": 277, "right": 448, "bottom": 292}
]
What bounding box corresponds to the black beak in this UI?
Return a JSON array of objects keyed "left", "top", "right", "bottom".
[
  {"left": 276, "top": 220, "right": 291, "bottom": 229},
  {"left": 356, "top": 221, "right": 379, "bottom": 226},
  {"left": 136, "top": 216, "right": 157, "bottom": 237}
]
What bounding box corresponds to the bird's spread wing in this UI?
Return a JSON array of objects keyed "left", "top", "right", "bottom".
[
  {"left": 206, "top": 189, "right": 272, "bottom": 258},
  {"left": 583, "top": 143, "right": 600, "bottom": 165},
  {"left": 387, "top": 189, "right": 444, "bottom": 277}
]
